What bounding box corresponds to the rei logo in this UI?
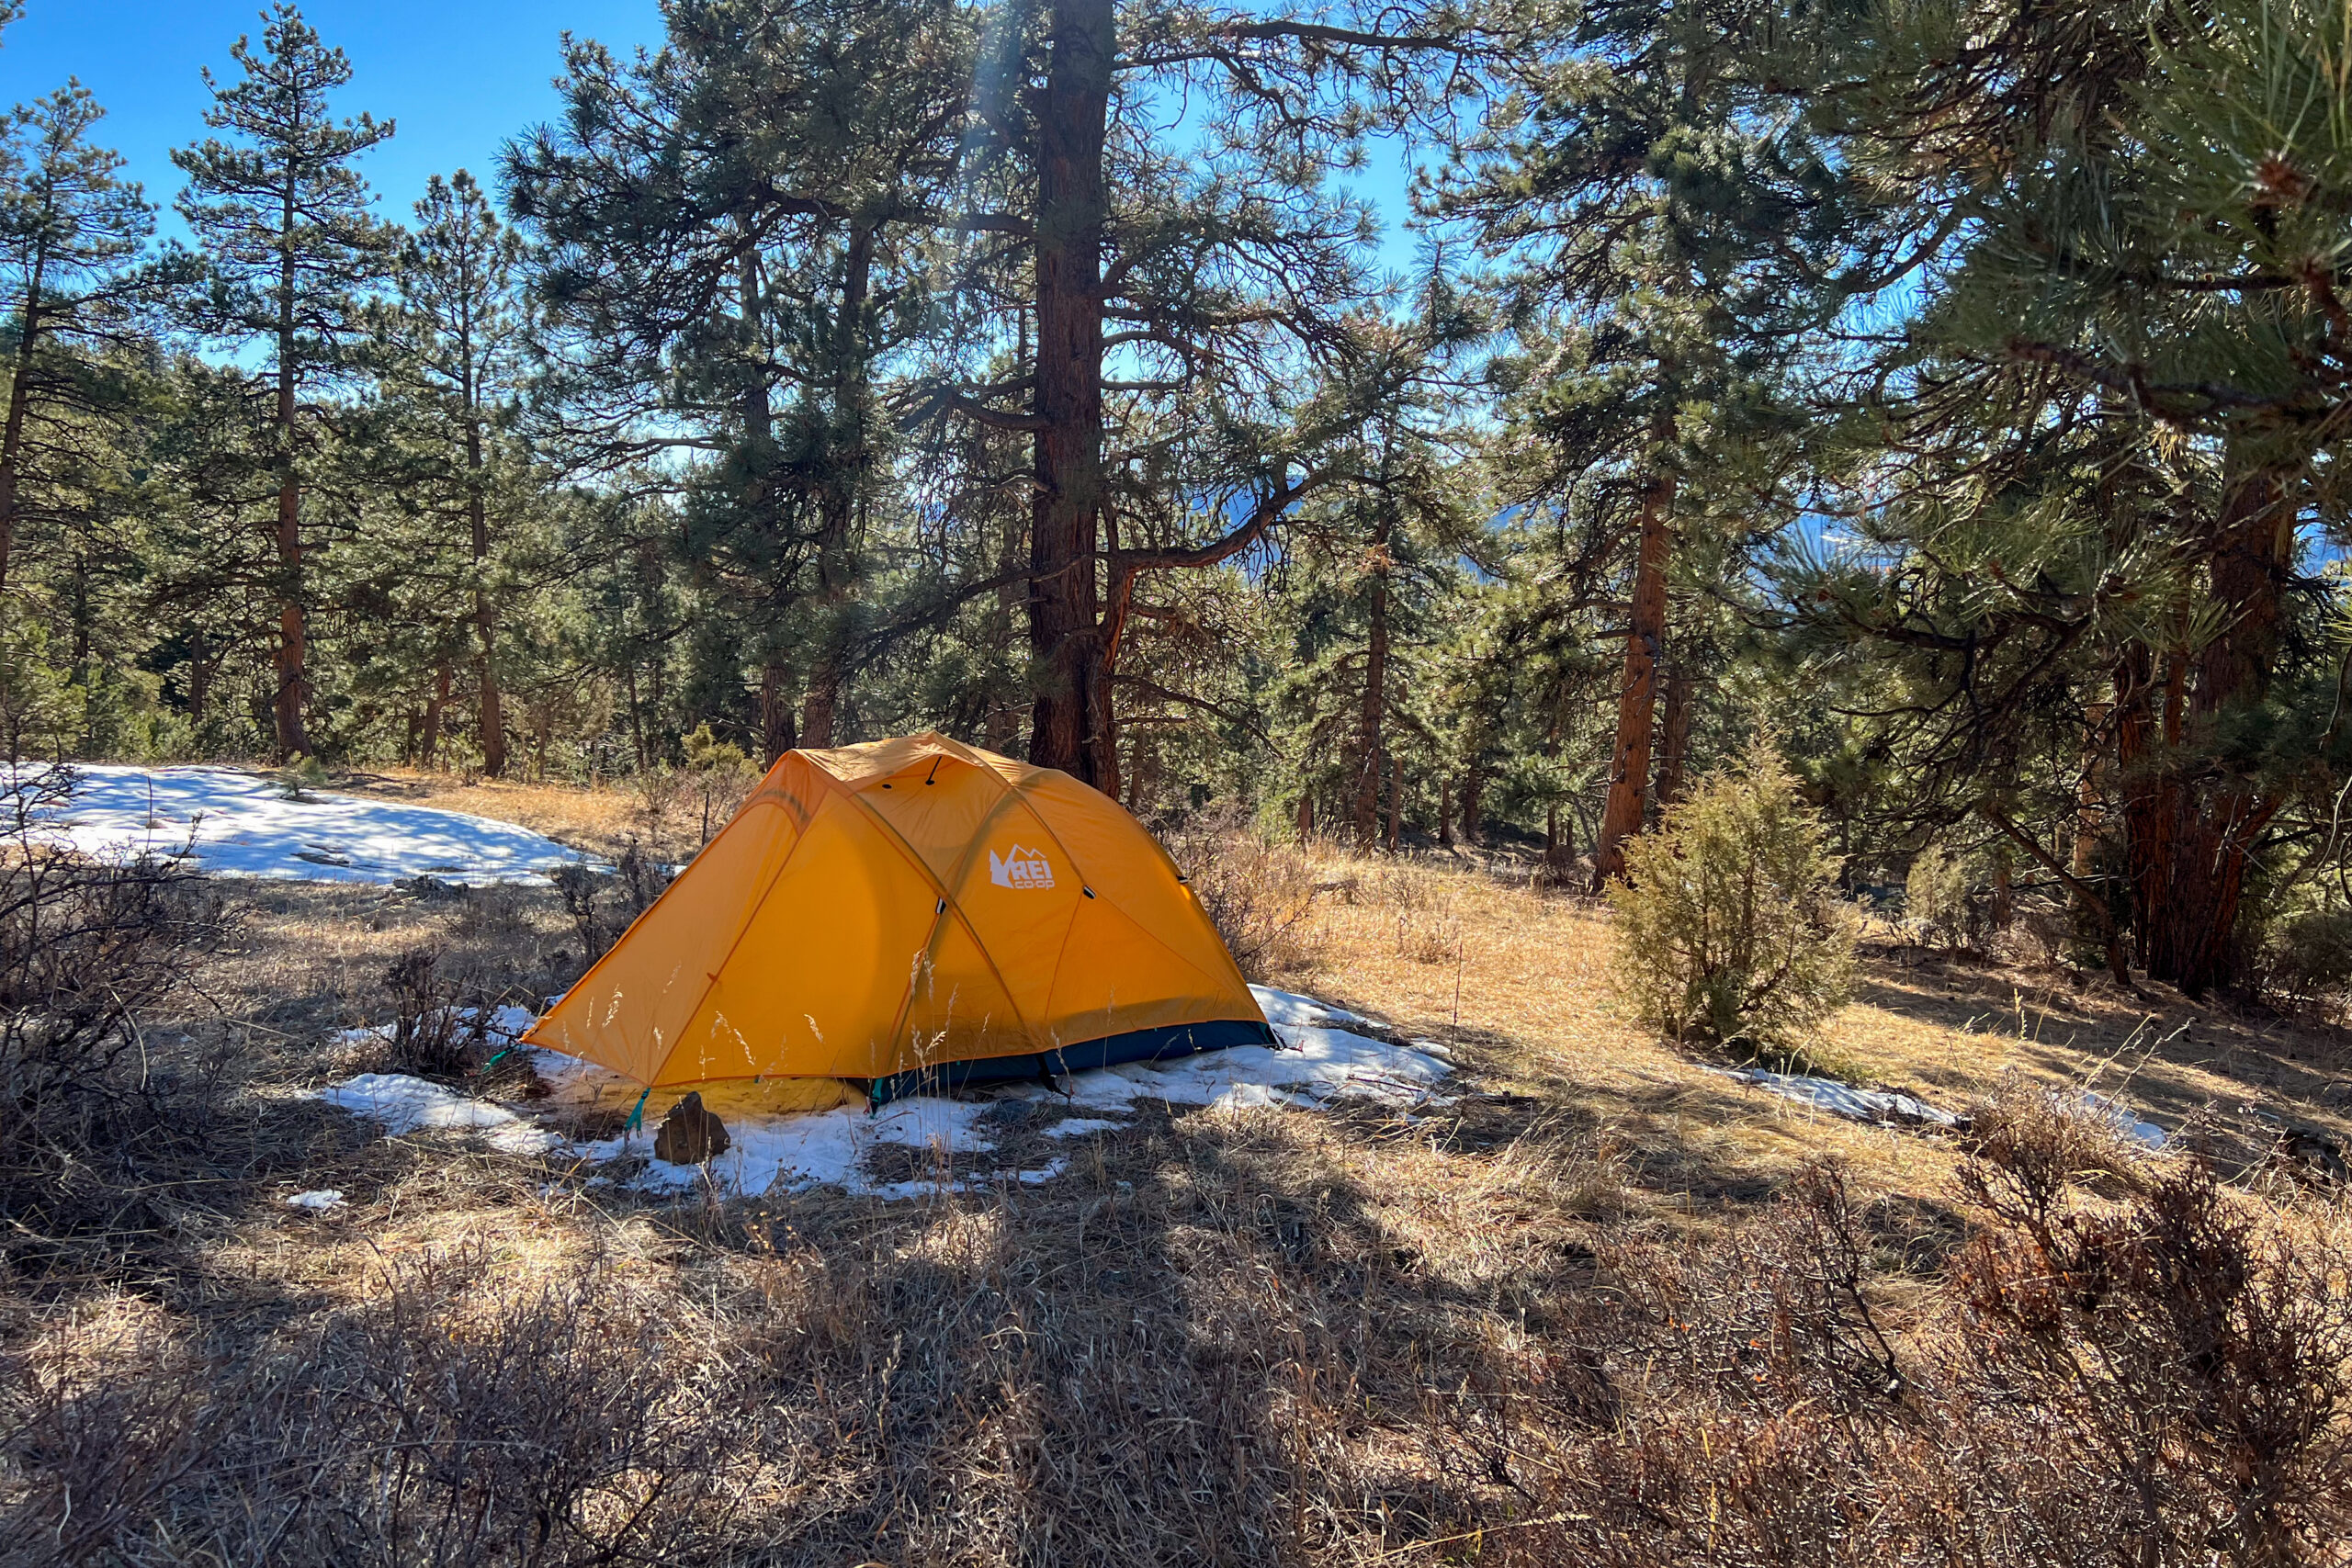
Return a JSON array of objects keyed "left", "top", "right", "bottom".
[{"left": 989, "top": 844, "right": 1055, "bottom": 890}]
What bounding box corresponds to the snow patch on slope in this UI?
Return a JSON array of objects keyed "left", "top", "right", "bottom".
[
  {"left": 33, "top": 764, "right": 588, "bottom": 886},
  {"left": 1718, "top": 1066, "right": 1960, "bottom": 1128}
]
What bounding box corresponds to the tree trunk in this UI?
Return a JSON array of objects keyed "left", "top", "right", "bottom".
[
  {"left": 272, "top": 181, "right": 311, "bottom": 761},
  {"left": 419, "top": 659, "right": 452, "bottom": 769},
  {"left": 1353, "top": 524, "right": 1392, "bottom": 849},
  {"left": 1385, "top": 754, "right": 1402, "bottom": 852},
  {"left": 1438, "top": 777, "right": 1453, "bottom": 847},
  {"left": 0, "top": 233, "right": 47, "bottom": 596},
  {"left": 2072, "top": 694, "right": 2110, "bottom": 941},
  {"left": 187, "top": 627, "right": 210, "bottom": 725},
  {"left": 1545, "top": 802, "right": 1573, "bottom": 885},
  {"left": 1591, "top": 412, "right": 1675, "bottom": 887},
  {"left": 2117, "top": 469, "right": 2289, "bottom": 994},
  {"left": 468, "top": 417, "right": 504, "bottom": 778},
  {"left": 626, "top": 664, "right": 650, "bottom": 775},
  {"left": 1654, "top": 654, "right": 1692, "bottom": 820},
  {"left": 1025, "top": 0, "right": 1116, "bottom": 792},
  {"left": 1460, "top": 765, "right": 1483, "bottom": 848},
  {"left": 801, "top": 221, "right": 874, "bottom": 750},
  {"left": 759, "top": 659, "right": 797, "bottom": 765}
]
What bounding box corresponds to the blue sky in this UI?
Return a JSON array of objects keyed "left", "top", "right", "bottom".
[
  {"left": 0, "top": 0, "right": 1423, "bottom": 268},
  {"left": 0, "top": 1, "right": 662, "bottom": 237}
]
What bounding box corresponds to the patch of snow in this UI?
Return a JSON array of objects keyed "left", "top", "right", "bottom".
[
  {"left": 314, "top": 992, "right": 1455, "bottom": 1201},
  {"left": 317, "top": 1073, "right": 562, "bottom": 1156},
  {"left": 31, "top": 764, "right": 591, "bottom": 886},
  {"left": 285, "top": 1189, "right": 345, "bottom": 1211},
  {"left": 2080, "top": 1091, "right": 2168, "bottom": 1151},
  {"left": 1719, "top": 1066, "right": 1960, "bottom": 1129},
  {"left": 1250, "top": 984, "right": 1370, "bottom": 1029},
  {"left": 1041, "top": 1118, "right": 1125, "bottom": 1138}
]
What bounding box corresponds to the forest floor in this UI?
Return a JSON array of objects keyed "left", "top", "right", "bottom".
[{"left": 8, "top": 765, "right": 2351, "bottom": 1562}]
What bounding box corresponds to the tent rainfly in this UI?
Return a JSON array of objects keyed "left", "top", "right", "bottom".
[{"left": 524, "top": 732, "right": 1273, "bottom": 1103}]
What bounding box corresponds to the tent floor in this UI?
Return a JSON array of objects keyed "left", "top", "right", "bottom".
[{"left": 860, "top": 1018, "right": 1278, "bottom": 1106}]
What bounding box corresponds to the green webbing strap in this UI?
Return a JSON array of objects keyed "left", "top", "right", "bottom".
[
  {"left": 624, "top": 1086, "right": 650, "bottom": 1134},
  {"left": 482, "top": 1046, "right": 514, "bottom": 1069}
]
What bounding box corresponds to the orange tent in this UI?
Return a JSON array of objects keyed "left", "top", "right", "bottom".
[{"left": 523, "top": 732, "right": 1271, "bottom": 1102}]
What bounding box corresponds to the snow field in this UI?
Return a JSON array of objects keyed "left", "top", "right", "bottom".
[{"left": 31, "top": 764, "right": 589, "bottom": 886}]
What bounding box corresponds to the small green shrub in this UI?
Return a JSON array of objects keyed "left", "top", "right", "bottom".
[
  {"left": 2258, "top": 906, "right": 2352, "bottom": 1008},
  {"left": 1609, "top": 736, "right": 1857, "bottom": 1049},
  {"left": 1904, "top": 841, "right": 1973, "bottom": 948}
]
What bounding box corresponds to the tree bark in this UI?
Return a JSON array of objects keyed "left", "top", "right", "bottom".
[
  {"left": 2071, "top": 694, "right": 2110, "bottom": 940},
  {"left": 1591, "top": 412, "right": 1676, "bottom": 887},
  {"left": 187, "top": 627, "right": 210, "bottom": 726},
  {"left": 1025, "top": 0, "right": 1116, "bottom": 792},
  {"left": 1654, "top": 653, "right": 1692, "bottom": 819},
  {"left": 1353, "top": 520, "right": 1392, "bottom": 849},
  {"left": 1385, "top": 754, "right": 1402, "bottom": 851},
  {"left": 0, "top": 231, "right": 48, "bottom": 596},
  {"left": 760, "top": 659, "right": 798, "bottom": 764},
  {"left": 466, "top": 369, "right": 504, "bottom": 777},
  {"left": 419, "top": 659, "right": 452, "bottom": 769},
  {"left": 272, "top": 168, "right": 311, "bottom": 761},
  {"left": 2117, "top": 468, "right": 2289, "bottom": 994},
  {"left": 801, "top": 221, "right": 874, "bottom": 750},
  {"left": 1545, "top": 801, "right": 1573, "bottom": 885}
]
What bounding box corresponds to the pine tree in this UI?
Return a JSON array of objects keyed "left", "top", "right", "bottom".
[
  {"left": 1790, "top": 0, "right": 2352, "bottom": 991},
  {"left": 172, "top": 3, "right": 391, "bottom": 759},
  {"left": 1437, "top": 0, "right": 1882, "bottom": 885},
  {"left": 379, "top": 170, "right": 529, "bottom": 774},
  {"left": 0, "top": 83, "right": 156, "bottom": 594}
]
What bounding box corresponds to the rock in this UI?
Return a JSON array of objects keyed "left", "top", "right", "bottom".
[{"left": 653, "top": 1091, "right": 731, "bottom": 1164}]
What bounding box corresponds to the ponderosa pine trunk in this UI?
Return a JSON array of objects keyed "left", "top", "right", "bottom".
[
  {"left": 273, "top": 203, "right": 311, "bottom": 761},
  {"left": 2072, "top": 694, "right": 2110, "bottom": 941},
  {"left": 1654, "top": 654, "right": 1692, "bottom": 819},
  {"left": 800, "top": 221, "right": 873, "bottom": 750},
  {"left": 1591, "top": 411, "right": 1675, "bottom": 887},
  {"left": 1026, "top": 0, "right": 1116, "bottom": 793},
  {"left": 419, "top": 659, "right": 452, "bottom": 769},
  {"left": 2116, "top": 468, "right": 2289, "bottom": 995},
  {"left": 760, "top": 660, "right": 797, "bottom": 764},
  {"left": 1353, "top": 517, "right": 1392, "bottom": 849},
  {"left": 467, "top": 380, "right": 503, "bottom": 776},
  {"left": 0, "top": 232, "right": 47, "bottom": 595},
  {"left": 1386, "top": 756, "right": 1402, "bottom": 851}
]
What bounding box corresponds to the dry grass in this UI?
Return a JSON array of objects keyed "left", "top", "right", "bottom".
[{"left": 6, "top": 783, "right": 2352, "bottom": 1562}]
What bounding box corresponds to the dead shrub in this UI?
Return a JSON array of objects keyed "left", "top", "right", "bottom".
[
  {"left": 1946, "top": 1085, "right": 2352, "bottom": 1567},
  {"left": 1379, "top": 862, "right": 1463, "bottom": 964},
  {"left": 1404, "top": 1098, "right": 2352, "bottom": 1568},
  {"left": 1162, "top": 811, "right": 1319, "bottom": 979},
  {"left": 0, "top": 769, "right": 225, "bottom": 1258},
  {"left": 379, "top": 947, "right": 481, "bottom": 1080},
  {"left": 548, "top": 841, "right": 665, "bottom": 968}
]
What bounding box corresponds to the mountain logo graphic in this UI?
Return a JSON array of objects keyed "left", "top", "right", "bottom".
[{"left": 989, "top": 844, "right": 1055, "bottom": 890}]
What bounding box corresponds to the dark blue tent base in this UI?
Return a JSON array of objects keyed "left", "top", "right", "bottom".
[{"left": 861, "top": 1018, "right": 1277, "bottom": 1107}]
